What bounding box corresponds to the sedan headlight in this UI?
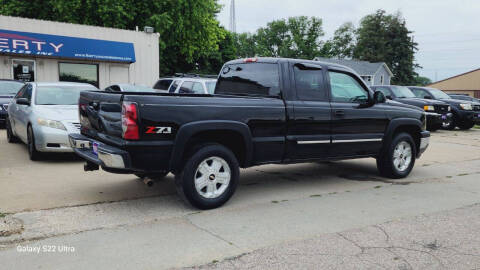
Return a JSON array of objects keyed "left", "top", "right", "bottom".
[
  {"left": 459, "top": 103, "right": 472, "bottom": 110},
  {"left": 423, "top": 105, "right": 435, "bottom": 112},
  {"left": 37, "top": 118, "right": 67, "bottom": 130}
]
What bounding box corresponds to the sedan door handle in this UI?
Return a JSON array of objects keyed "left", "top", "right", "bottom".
[{"left": 334, "top": 110, "right": 345, "bottom": 117}]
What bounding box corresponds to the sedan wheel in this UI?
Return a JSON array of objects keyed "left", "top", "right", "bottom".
[{"left": 27, "top": 126, "right": 42, "bottom": 161}]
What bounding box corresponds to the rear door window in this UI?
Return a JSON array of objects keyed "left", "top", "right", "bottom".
[
  {"left": 191, "top": 82, "right": 204, "bottom": 94},
  {"left": 179, "top": 81, "right": 194, "bottom": 93},
  {"left": 154, "top": 79, "right": 173, "bottom": 90},
  {"left": 293, "top": 64, "right": 326, "bottom": 101},
  {"left": 216, "top": 63, "right": 280, "bottom": 97}
]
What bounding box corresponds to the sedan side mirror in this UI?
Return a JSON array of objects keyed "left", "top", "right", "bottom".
[
  {"left": 374, "top": 91, "right": 386, "bottom": 104},
  {"left": 424, "top": 95, "right": 432, "bottom": 99},
  {"left": 16, "top": 98, "right": 30, "bottom": 106}
]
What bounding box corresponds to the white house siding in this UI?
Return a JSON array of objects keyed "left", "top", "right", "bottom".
[
  {"left": 0, "top": 15, "right": 159, "bottom": 89},
  {"left": 373, "top": 66, "right": 391, "bottom": 85}
]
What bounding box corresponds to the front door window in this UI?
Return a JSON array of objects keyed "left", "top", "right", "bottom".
[{"left": 12, "top": 59, "right": 35, "bottom": 82}]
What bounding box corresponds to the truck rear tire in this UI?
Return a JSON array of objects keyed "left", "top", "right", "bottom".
[
  {"left": 376, "top": 132, "right": 416, "bottom": 179},
  {"left": 175, "top": 143, "right": 239, "bottom": 210}
]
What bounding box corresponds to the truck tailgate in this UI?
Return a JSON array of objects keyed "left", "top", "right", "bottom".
[{"left": 79, "top": 91, "right": 123, "bottom": 142}]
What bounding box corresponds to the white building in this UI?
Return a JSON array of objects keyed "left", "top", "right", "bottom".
[{"left": 0, "top": 15, "right": 159, "bottom": 89}]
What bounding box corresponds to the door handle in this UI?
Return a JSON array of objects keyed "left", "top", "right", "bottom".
[{"left": 334, "top": 110, "right": 345, "bottom": 117}]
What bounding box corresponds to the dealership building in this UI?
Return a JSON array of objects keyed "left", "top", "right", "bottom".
[{"left": 0, "top": 15, "right": 159, "bottom": 89}]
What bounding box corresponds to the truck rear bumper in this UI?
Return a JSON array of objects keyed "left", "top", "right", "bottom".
[{"left": 69, "top": 133, "right": 134, "bottom": 173}]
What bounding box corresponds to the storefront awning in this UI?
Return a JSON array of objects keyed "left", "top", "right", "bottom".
[{"left": 0, "top": 29, "right": 136, "bottom": 63}]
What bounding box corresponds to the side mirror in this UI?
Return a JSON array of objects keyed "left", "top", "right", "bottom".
[
  {"left": 16, "top": 98, "right": 30, "bottom": 106},
  {"left": 385, "top": 95, "right": 393, "bottom": 100},
  {"left": 374, "top": 91, "right": 386, "bottom": 104},
  {"left": 424, "top": 95, "right": 432, "bottom": 99}
]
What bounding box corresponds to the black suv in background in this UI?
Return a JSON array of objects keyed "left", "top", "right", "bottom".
[
  {"left": 371, "top": 85, "right": 451, "bottom": 131},
  {"left": 448, "top": 94, "right": 480, "bottom": 103},
  {"left": 409, "top": 86, "right": 480, "bottom": 130}
]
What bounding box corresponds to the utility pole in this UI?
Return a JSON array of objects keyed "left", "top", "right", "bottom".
[{"left": 229, "top": 0, "right": 237, "bottom": 33}]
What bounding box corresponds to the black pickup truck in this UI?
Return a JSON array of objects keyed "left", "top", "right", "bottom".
[
  {"left": 371, "top": 85, "right": 452, "bottom": 131},
  {"left": 69, "top": 57, "right": 430, "bottom": 209}
]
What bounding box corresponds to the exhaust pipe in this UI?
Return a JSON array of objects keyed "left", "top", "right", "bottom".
[{"left": 143, "top": 177, "right": 154, "bottom": 187}]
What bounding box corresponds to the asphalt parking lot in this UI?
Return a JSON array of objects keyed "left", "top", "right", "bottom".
[{"left": 1, "top": 128, "right": 480, "bottom": 269}]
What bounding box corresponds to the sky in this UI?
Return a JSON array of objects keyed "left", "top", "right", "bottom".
[{"left": 217, "top": 0, "right": 480, "bottom": 82}]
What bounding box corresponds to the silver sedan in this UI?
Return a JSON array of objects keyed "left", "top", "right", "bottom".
[{"left": 6, "top": 82, "right": 98, "bottom": 160}]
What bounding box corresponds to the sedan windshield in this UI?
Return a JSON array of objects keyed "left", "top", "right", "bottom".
[
  {"left": 36, "top": 85, "right": 97, "bottom": 105},
  {"left": 430, "top": 89, "right": 451, "bottom": 99},
  {"left": 121, "top": 84, "right": 157, "bottom": 92},
  {"left": 0, "top": 81, "right": 24, "bottom": 95},
  {"left": 390, "top": 86, "right": 416, "bottom": 98}
]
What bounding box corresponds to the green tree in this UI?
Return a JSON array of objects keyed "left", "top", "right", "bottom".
[
  {"left": 324, "top": 22, "right": 356, "bottom": 59},
  {"left": 0, "top": 0, "right": 227, "bottom": 75},
  {"left": 249, "top": 16, "right": 325, "bottom": 59},
  {"left": 234, "top": 32, "right": 257, "bottom": 58},
  {"left": 354, "top": 10, "right": 419, "bottom": 85},
  {"left": 413, "top": 75, "right": 432, "bottom": 86}
]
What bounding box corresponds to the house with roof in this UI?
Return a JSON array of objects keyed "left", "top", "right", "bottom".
[
  {"left": 427, "top": 68, "right": 480, "bottom": 98},
  {"left": 313, "top": 57, "right": 393, "bottom": 86}
]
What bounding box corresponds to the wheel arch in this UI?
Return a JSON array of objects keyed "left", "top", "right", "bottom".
[
  {"left": 169, "top": 120, "right": 253, "bottom": 173},
  {"left": 384, "top": 118, "right": 423, "bottom": 155}
]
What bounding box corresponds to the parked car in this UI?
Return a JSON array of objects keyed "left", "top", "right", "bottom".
[
  {"left": 448, "top": 94, "right": 480, "bottom": 103},
  {"left": 153, "top": 78, "right": 175, "bottom": 92},
  {"left": 0, "top": 79, "right": 25, "bottom": 126},
  {"left": 6, "top": 82, "right": 98, "bottom": 160},
  {"left": 408, "top": 86, "right": 480, "bottom": 130},
  {"left": 167, "top": 77, "right": 217, "bottom": 94},
  {"left": 371, "top": 85, "right": 452, "bottom": 131},
  {"left": 69, "top": 57, "right": 430, "bottom": 209},
  {"left": 105, "top": 84, "right": 157, "bottom": 93}
]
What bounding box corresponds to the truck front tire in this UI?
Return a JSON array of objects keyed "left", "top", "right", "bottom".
[
  {"left": 175, "top": 144, "right": 239, "bottom": 210},
  {"left": 377, "top": 132, "right": 416, "bottom": 179}
]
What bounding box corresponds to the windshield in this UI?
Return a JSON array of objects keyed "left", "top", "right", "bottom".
[
  {"left": 205, "top": 81, "right": 217, "bottom": 94},
  {"left": 36, "top": 85, "right": 97, "bottom": 105},
  {"left": 121, "top": 84, "right": 157, "bottom": 92},
  {"left": 390, "top": 86, "right": 416, "bottom": 98},
  {"left": 430, "top": 89, "right": 451, "bottom": 99},
  {"left": 0, "top": 81, "right": 24, "bottom": 95}
]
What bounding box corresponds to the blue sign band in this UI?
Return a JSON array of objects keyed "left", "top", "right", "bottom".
[{"left": 0, "top": 29, "right": 136, "bottom": 63}]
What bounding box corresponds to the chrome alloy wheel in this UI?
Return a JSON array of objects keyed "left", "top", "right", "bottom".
[
  {"left": 194, "top": 156, "right": 231, "bottom": 199},
  {"left": 393, "top": 141, "right": 412, "bottom": 172}
]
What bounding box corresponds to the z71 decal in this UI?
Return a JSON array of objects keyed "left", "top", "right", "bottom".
[{"left": 145, "top": 126, "right": 172, "bottom": 134}]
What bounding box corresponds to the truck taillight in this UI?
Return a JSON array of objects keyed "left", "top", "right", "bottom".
[{"left": 122, "top": 102, "right": 139, "bottom": 140}]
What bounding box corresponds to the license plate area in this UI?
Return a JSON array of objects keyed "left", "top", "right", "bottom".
[
  {"left": 92, "top": 142, "right": 99, "bottom": 156},
  {"left": 441, "top": 115, "right": 447, "bottom": 120}
]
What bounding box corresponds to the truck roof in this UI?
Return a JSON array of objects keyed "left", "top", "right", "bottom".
[{"left": 225, "top": 57, "right": 356, "bottom": 74}]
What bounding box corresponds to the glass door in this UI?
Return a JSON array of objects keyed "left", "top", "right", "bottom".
[{"left": 12, "top": 59, "right": 35, "bottom": 82}]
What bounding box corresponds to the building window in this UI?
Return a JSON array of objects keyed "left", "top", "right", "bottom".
[
  {"left": 59, "top": 63, "right": 99, "bottom": 88},
  {"left": 12, "top": 59, "right": 35, "bottom": 82},
  {"left": 380, "top": 75, "right": 384, "bottom": 85}
]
